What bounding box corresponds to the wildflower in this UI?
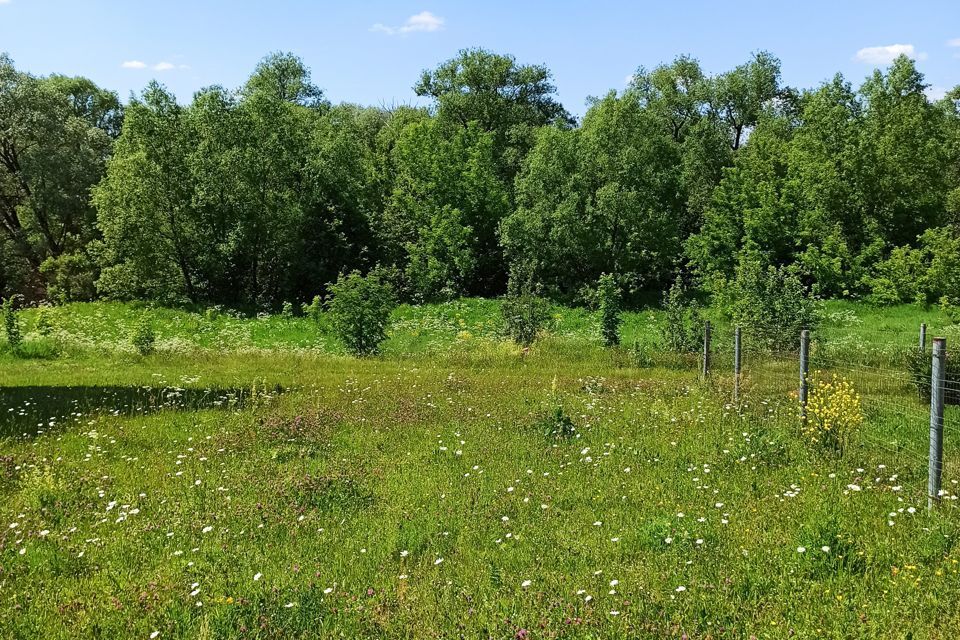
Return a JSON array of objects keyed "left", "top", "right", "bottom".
[
  {"left": 521, "top": 580, "right": 531, "bottom": 588},
  {"left": 797, "top": 546, "right": 806, "bottom": 553},
  {"left": 201, "top": 526, "right": 213, "bottom": 534},
  {"left": 675, "top": 585, "right": 686, "bottom": 592},
  {"left": 253, "top": 572, "right": 262, "bottom": 581},
  {"left": 434, "top": 557, "right": 444, "bottom": 565}
]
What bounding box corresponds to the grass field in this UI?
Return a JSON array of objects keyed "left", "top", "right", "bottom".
[{"left": 2, "top": 300, "right": 960, "bottom": 638}]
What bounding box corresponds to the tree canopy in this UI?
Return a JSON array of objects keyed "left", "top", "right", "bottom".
[{"left": 0, "top": 49, "right": 957, "bottom": 311}]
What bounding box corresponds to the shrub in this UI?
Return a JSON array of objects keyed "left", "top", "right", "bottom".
[
  {"left": 2, "top": 294, "right": 23, "bottom": 351},
  {"left": 501, "top": 261, "right": 550, "bottom": 347},
  {"left": 865, "top": 227, "right": 960, "bottom": 305},
  {"left": 39, "top": 251, "right": 97, "bottom": 303},
  {"left": 596, "top": 273, "right": 622, "bottom": 347},
  {"left": 802, "top": 373, "right": 863, "bottom": 455},
  {"left": 34, "top": 306, "right": 54, "bottom": 336},
  {"left": 302, "top": 295, "right": 323, "bottom": 323},
  {"left": 660, "top": 278, "right": 704, "bottom": 353},
  {"left": 327, "top": 270, "right": 397, "bottom": 356},
  {"left": 725, "top": 259, "right": 818, "bottom": 352},
  {"left": 131, "top": 317, "right": 156, "bottom": 356},
  {"left": 280, "top": 301, "right": 295, "bottom": 318},
  {"left": 907, "top": 347, "right": 960, "bottom": 405},
  {"left": 535, "top": 405, "right": 578, "bottom": 439}
]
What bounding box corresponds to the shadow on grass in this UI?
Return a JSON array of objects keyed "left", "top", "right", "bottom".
[{"left": 0, "top": 385, "right": 265, "bottom": 437}]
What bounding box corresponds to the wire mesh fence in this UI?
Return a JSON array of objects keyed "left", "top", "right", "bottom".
[{"left": 695, "top": 322, "right": 959, "bottom": 509}]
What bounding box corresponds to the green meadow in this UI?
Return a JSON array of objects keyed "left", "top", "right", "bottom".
[{"left": 2, "top": 300, "right": 960, "bottom": 639}]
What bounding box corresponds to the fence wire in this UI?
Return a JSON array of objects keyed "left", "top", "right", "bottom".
[{"left": 697, "top": 324, "right": 959, "bottom": 505}]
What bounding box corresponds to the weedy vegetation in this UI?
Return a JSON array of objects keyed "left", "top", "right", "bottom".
[{"left": 1, "top": 300, "right": 960, "bottom": 638}]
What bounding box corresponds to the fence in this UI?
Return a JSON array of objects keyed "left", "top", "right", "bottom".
[{"left": 697, "top": 322, "right": 958, "bottom": 511}]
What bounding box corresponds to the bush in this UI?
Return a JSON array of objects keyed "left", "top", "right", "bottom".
[
  {"left": 865, "top": 227, "right": 960, "bottom": 305},
  {"left": 802, "top": 373, "right": 863, "bottom": 455},
  {"left": 34, "top": 306, "right": 55, "bottom": 336},
  {"left": 2, "top": 294, "right": 23, "bottom": 351},
  {"left": 501, "top": 265, "right": 550, "bottom": 347},
  {"left": 131, "top": 317, "right": 156, "bottom": 356},
  {"left": 39, "top": 251, "right": 97, "bottom": 303},
  {"left": 724, "top": 259, "right": 818, "bottom": 351},
  {"left": 327, "top": 270, "right": 397, "bottom": 356},
  {"left": 596, "top": 273, "right": 622, "bottom": 347},
  {"left": 660, "top": 278, "right": 704, "bottom": 353},
  {"left": 302, "top": 295, "right": 323, "bottom": 323},
  {"left": 534, "top": 405, "right": 578, "bottom": 439},
  {"left": 907, "top": 347, "right": 960, "bottom": 405}
]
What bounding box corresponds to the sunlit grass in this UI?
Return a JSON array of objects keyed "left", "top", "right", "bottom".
[{"left": 1, "top": 300, "right": 960, "bottom": 637}]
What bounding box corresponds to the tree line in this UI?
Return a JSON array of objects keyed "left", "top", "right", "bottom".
[{"left": 1, "top": 49, "right": 958, "bottom": 309}]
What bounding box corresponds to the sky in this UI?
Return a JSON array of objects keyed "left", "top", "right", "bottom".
[{"left": 1, "top": 1, "right": 958, "bottom": 116}]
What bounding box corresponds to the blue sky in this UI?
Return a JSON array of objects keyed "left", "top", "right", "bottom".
[{"left": 1, "top": 1, "right": 958, "bottom": 116}]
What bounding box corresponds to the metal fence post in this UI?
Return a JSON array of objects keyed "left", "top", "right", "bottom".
[
  {"left": 928, "top": 337, "right": 946, "bottom": 511},
  {"left": 701, "top": 321, "right": 711, "bottom": 378},
  {"left": 799, "top": 329, "right": 810, "bottom": 421},
  {"left": 920, "top": 323, "right": 927, "bottom": 351},
  {"left": 733, "top": 326, "right": 742, "bottom": 402}
]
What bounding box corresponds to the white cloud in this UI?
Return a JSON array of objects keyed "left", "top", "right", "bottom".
[
  {"left": 371, "top": 10, "right": 445, "bottom": 36},
  {"left": 947, "top": 38, "right": 960, "bottom": 47},
  {"left": 0, "top": 1, "right": 12, "bottom": 5},
  {"left": 926, "top": 85, "right": 948, "bottom": 101},
  {"left": 854, "top": 44, "right": 927, "bottom": 65},
  {"left": 121, "top": 60, "right": 188, "bottom": 72}
]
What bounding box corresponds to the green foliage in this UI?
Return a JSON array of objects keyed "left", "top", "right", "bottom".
[
  {"left": 596, "top": 273, "right": 622, "bottom": 347},
  {"left": 715, "top": 258, "right": 818, "bottom": 351},
  {"left": 503, "top": 90, "right": 686, "bottom": 298},
  {"left": 302, "top": 295, "right": 323, "bottom": 323},
  {"left": 131, "top": 317, "right": 156, "bottom": 356},
  {"left": 660, "top": 278, "right": 704, "bottom": 353},
  {"left": 383, "top": 120, "right": 508, "bottom": 299},
  {"left": 3, "top": 47, "right": 959, "bottom": 320},
  {"left": 280, "top": 301, "right": 295, "bottom": 318},
  {"left": 39, "top": 251, "right": 98, "bottom": 304},
  {"left": 33, "top": 306, "right": 54, "bottom": 336},
  {"left": 2, "top": 294, "right": 23, "bottom": 350},
  {"left": 0, "top": 55, "right": 119, "bottom": 299},
  {"left": 501, "top": 264, "right": 551, "bottom": 347},
  {"left": 865, "top": 227, "right": 960, "bottom": 305},
  {"left": 534, "top": 404, "right": 578, "bottom": 439},
  {"left": 94, "top": 56, "right": 374, "bottom": 306},
  {"left": 326, "top": 270, "right": 397, "bottom": 356},
  {"left": 907, "top": 347, "right": 960, "bottom": 405},
  {"left": 415, "top": 47, "right": 572, "bottom": 183}
]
